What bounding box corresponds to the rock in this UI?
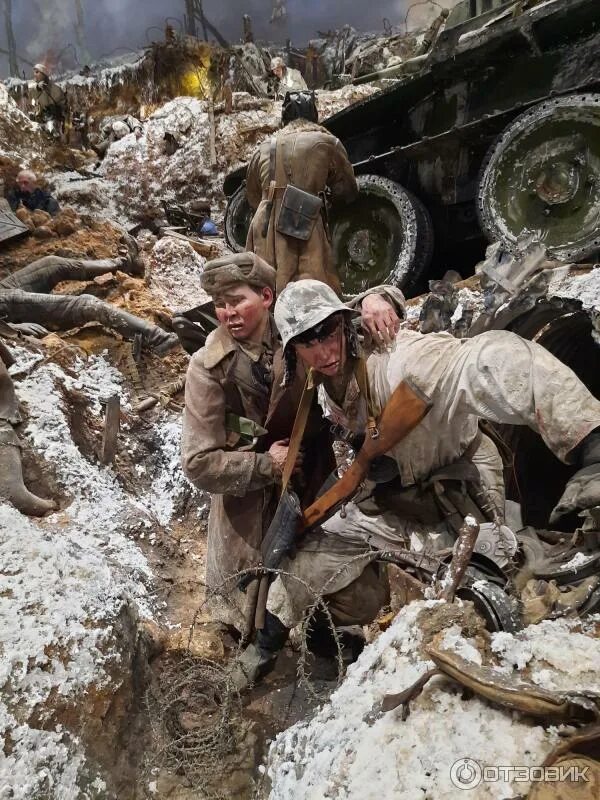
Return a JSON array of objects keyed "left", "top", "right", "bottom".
[
  {"left": 31, "top": 209, "right": 52, "bottom": 227},
  {"left": 139, "top": 619, "right": 167, "bottom": 659},
  {"left": 166, "top": 624, "right": 225, "bottom": 661},
  {"left": 14, "top": 206, "right": 33, "bottom": 228},
  {"left": 51, "top": 218, "right": 79, "bottom": 237},
  {"left": 31, "top": 225, "right": 55, "bottom": 239},
  {"left": 93, "top": 272, "right": 116, "bottom": 287},
  {"left": 155, "top": 771, "right": 192, "bottom": 796}
]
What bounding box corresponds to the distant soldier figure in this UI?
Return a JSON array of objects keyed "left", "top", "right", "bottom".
[
  {"left": 7, "top": 170, "right": 60, "bottom": 216},
  {"left": 245, "top": 91, "right": 357, "bottom": 295},
  {"left": 270, "top": 0, "right": 288, "bottom": 25},
  {"left": 270, "top": 56, "right": 307, "bottom": 98},
  {"left": 32, "top": 64, "right": 67, "bottom": 138},
  {"left": 92, "top": 114, "right": 143, "bottom": 160}
]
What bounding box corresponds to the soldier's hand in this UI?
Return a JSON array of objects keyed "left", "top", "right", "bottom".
[
  {"left": 550, "top": 464, "right": 600, "bottom": 523},
  {"left": 268, "top": 439, "right": 303, "bottom": 479},
  {"left": 360, "top": 294, "right": 401, "bottom": 346}
]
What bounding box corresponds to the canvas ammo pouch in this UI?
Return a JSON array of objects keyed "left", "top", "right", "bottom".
[
  {"left": 224, "top": 412, "right": 267, "bottom": 451},
  {"left": 276, "top": 184, "right": 323, "bottom": 241},
  {"left": 269, "top": 134, "right": 323, "bottom": 241}
]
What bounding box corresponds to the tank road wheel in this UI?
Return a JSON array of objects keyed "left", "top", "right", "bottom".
[
  {"left": 224, "top": 183, "right": 254, "bottom": 253},
  {"left": 330, "top": 175, "right": 434, "bottom": 297},
  {"left": 478, "top": 94, "right": 600, "bottom": 262}
]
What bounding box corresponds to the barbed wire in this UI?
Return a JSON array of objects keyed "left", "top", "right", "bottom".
[{"left": 145, "top": 546, "right": 440, "bottom": 794}]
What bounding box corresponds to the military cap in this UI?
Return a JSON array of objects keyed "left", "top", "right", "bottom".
[{"left": 200, "top": 251, "right": 276, "bottom": 295}]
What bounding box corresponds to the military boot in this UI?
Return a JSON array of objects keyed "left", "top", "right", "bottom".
[
  {"left": 229, "top": 612, "right": 289, "bottom": 691},
  {"left": 0, "top": 424, "right": 55, "bottom": 516}
]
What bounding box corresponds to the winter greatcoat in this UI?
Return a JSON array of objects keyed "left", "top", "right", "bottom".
[
  {"left": 181, "top": 318, "right": 334, "bottom": 625},
  {"left": 245, "top": 118, "right": 358, "bottom": 294}
]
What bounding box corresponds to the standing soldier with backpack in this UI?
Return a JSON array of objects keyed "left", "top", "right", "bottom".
[{"left": 245, "top": 91, "right": 357, "bottom": 295}]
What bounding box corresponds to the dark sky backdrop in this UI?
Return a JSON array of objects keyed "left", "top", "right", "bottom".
[{"left": 1, "top": 0, "right": 422, "bottom": 78}]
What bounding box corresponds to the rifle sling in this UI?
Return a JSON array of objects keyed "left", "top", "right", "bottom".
[
  {"left": 355, "top": 357, "right": 379, "bottom": 439},
  {"left": 261, "top": 137, "right": 278, "bottom": 239}
]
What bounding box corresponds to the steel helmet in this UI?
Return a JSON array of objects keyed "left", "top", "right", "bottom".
[
  {"left": 274, "top": 279, "right": 356, "bottom": 351},
  {"left": 112, "top": 120, "right": 130, "bottom": 138}
]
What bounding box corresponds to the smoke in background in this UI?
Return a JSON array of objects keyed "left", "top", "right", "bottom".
[{"left": 2, "top": 0, "right": 447, "bottom": 77}]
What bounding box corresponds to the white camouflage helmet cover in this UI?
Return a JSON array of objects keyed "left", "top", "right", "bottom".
[
  {"left": 274, "top": 279, "right": 357, "bottom": 351},
  {"left": 112, "top": 120, "right": 130, "bottom": 138}
]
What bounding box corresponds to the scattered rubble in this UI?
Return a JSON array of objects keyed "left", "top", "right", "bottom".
[
  {"left": 147, "top": 237, "right": 209, "bottom": 313},
  {"left": 51, "top": 87, "right": 378, "bottom": 229}
]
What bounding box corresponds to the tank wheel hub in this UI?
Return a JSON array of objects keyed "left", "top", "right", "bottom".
[
  {"left": 478, "top": 94, "right": 600, "bottom": 262},
  {"left": 347, "top": 229, "right": 376, "bottom": 269},
  {"left": 533, "top": 161, "right": 581, "bottom": 206}
]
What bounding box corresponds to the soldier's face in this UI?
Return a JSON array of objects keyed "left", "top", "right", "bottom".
[
  {"left": 272, "top": 65, "right": 284, "bottom": 79},
  {"left": 17, "top": 174, "right": 35, "bottom": 193},
  {"left": 294, "top": 316, "right": 346, "bottom": 377},
  {"left": 214, "top": 283, "right": 273, "bottom": 341}
]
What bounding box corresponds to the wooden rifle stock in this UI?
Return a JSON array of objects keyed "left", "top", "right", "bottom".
[{"left": 302, "top": 381, "right": 430, "bottom": 530}]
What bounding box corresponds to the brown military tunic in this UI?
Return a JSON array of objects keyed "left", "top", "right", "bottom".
[{"left": 245, "top": 118, "right": 358, "bottom": 295}]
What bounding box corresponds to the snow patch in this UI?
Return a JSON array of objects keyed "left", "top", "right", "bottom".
[
  {"left": 440, "top": 624, "right": 483, "bottom": 665},
  {"left": 266, "top": 603, "right": 600, "bottom": 799},
  {"left": 141, "top": 414, "right": 209, "bottom": 526},
  {"left": 148, "top": 237, "right": 209, "bottom": 313},
  {"left": 491, "top": 618, "right": 600, "bottom": 693},
  {"left": 546, "top": 265, "right": 600, "bottom": 312}
]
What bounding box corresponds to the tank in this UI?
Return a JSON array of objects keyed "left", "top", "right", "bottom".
[{"left": 223, "top": 0, "right": 600, "bottom": 296}]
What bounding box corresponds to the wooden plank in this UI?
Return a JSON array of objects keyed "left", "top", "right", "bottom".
[
  {"left": 0, "top": 209, "right": 29, "bottom": 245},
  {"left": 101, "top": 394, "right": 120, "bottom": 465}
]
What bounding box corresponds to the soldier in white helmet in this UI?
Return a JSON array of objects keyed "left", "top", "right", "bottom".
[
  {"left": 32, "top": 63, "right": 67, "bottom": 137},
  {"left": 230, "top": 278, "right": 600, "bottom": 687},
  {"left": 270, "top": 56, "right": 307, "bottom": 98}
]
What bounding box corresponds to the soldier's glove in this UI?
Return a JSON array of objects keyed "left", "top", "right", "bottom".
[{"left": 550, "top": 427, "right": 600, "bottom": 524}]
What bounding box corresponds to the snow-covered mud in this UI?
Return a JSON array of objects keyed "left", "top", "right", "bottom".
[
  {"left": 51, "top": 87, "right": 378, "bottom": 227},
  {"left": 1, "top": 344, "right": 204, "bottom": 796},
  {"left": 266, "top": 601, "right": 600, "bottom": 800}
]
